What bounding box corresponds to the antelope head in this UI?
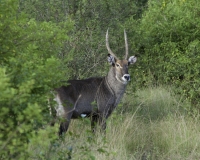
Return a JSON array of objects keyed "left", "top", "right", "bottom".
[{"left": 106, "top": 30, "right": 137, "bottom": 84}]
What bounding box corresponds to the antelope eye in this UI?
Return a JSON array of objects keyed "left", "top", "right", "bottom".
[{"left": 116, "top": 64, "right": 120, "bottom": 67}]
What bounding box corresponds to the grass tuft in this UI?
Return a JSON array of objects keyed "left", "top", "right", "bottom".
[{"left": 28, "top": 86, "right": 200, "bottom": 160}]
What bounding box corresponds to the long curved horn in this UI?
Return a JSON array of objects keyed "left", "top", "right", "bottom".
[
  {"left": 106, "top": 29, "right": 117, "bottom": 59},
  {"left": 124, "top": 30, "right": 129, "bottom": 60}
]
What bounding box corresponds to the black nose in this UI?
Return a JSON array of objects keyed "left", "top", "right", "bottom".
[{"left": 124, "top": 75, "right": 130, "bottom": 81}]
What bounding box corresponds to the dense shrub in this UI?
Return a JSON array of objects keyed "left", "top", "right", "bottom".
[
  {"left": 0, "top": 0, "right": 73, "bottom": 158},
  {"left": 19, "top": 0, "right": 147, "bottom": 79},
  {"left": 131, "top": 0, "right": 200, "bottom": 109}
]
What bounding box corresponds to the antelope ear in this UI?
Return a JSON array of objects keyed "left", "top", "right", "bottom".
[
  {"left": 107, "top": 54, "right": 116, "bottom": 66},
  {"left": 128, "top": 56, "right": 137, "bottom": 65}
]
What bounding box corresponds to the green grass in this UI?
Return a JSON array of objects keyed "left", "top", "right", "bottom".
[{"left": 28, "top": 86, "right": 200, "bottom": 160}]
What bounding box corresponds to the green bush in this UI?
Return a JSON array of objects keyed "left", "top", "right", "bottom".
[
  {"left": 0, "top": 0, "right": 73, "bottom": 158},
  {"left": 131, "top": 0, "right": 200, "bottom": 109},
  {"left": 19, "top": 0, "right": 146, "bottom": 79},
  {"left": 0, "top": 68, "right": 42, "bottom": 159}
]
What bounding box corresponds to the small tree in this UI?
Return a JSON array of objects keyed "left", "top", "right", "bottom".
[
  {"left": 133, "top": 0, "right": 200, "bottom": 108},
  {"left": 0, "top": 0, "right": 73, "bottom": 158}
]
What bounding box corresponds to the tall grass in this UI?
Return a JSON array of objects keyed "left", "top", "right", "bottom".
[{"left": 28, "top": 86, "right": 200, "bottom": 160}]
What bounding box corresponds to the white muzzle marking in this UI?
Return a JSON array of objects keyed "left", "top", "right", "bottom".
[
  {"left": 122, "top": 74, "right": 130, "bottom": 81},
  {"left": 116, "top": 76, "right": 127, "bottom": 84}
]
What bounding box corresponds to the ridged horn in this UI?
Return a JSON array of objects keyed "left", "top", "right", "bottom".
[
  {"left": 124, "top": 30, "right": 128, "bottom": 60},
  {"left": 106, "top": 29, "right": 117, "bottom": 59}
]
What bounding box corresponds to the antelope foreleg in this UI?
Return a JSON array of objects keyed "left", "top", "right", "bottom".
[{"left": 98, "top": 116, "right": 107, "bottom": 133}]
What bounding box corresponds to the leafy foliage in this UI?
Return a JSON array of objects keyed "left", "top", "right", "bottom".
[
  {"left": 132, "top": 0, "right": 200, "bottom": 109},
  {"left": 19, "top": 0, "right": 146, "bottom": 79},
  {"left": 2, "top": 0, "right": 200, "bottom": 158},
  {"left": 0, "top": 0, "right": 73, "bottom": 158}
]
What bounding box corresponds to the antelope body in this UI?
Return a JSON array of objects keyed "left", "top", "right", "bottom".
[{"left": 54, "top": 30, "right": 137, "bottom": 135}]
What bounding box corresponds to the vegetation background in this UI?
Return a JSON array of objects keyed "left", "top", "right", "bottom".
[{"left": 1, "top": 0, "right": 200, "bottom": 159}]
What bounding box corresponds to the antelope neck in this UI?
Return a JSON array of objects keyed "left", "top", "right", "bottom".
[{"left": 105, "top": 67, "right": 127, "bottom": 94}]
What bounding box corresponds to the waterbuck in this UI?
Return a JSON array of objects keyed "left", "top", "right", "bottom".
[{"left": 53, "top": 30, "right": 137, "bottom": 135}]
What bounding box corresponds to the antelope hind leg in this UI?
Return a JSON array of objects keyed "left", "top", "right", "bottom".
[{"left": 59, "top": 112, "right": 73, "bottom": 136}]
